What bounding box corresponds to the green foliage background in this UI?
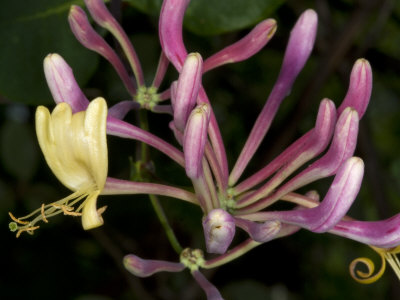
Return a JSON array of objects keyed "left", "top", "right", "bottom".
[{"left": 1, "top": 0, "right": 400, "bottom": 299}]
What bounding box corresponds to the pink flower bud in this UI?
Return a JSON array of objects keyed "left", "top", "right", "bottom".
[
  {"left": 43, "top": 53, "right": 89, "bottom": 113},
  {"left": 174, "top": 53, "right": 203, "bottom": 132},
  {"left": 204, "top": 19, "right": 277, "bottom": 72},
  {"left": 338, "top": 58, "right": 372, "bottom": 119},
  {"left": 202, "top": 209, "right": 235, "bottom": 254},
  {"left": 123, "top": 254, "right": 185, "bottom": 277},
  {"left": 183, "top": 104, "right": 211, "bottom": 179}
]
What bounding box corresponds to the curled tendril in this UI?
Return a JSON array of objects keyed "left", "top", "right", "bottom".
[
  {"left": 350, "top": 245, "right": 400, "bottom": 284},
  {"left": 349, "top": 254, "right": 386, "bottom": 284}
]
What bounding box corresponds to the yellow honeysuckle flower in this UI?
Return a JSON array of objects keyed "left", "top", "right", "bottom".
[{"left": 9, "top": 97, "right": 108, "bottom": 235}]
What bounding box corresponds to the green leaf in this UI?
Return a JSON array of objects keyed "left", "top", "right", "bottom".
[
  {"left": 124, "top": 0, "right": 285, "bottom": 35},
  {"left": 0, "top": 0, "right": 98, "bottom": 104}
]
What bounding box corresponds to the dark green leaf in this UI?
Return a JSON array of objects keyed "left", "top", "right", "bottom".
[
  {"left": 124, "top": 0, "right": 285, "bottom": 35},
  {"left": 0, "top": 0, "right": 98, "bottom": 104}
]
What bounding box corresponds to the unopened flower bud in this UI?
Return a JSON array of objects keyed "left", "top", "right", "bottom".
[
  {"left": 43, "top": 53, "right": 89, "bottom": 112},
  {"left": 338, "top": 58, "right": 372, "bottom": 118},
  {"left": 183, "top": 104, "right": 210, "bottom": 179},
  {"left": 174, "top": 53, "right": 203, "bottom": 132},
  {"left": 124, "top": 254, "right": 185, "bottom": 277},
  {"left": 202, "top": 209, "right": 235, "bottom": 254},
  {"left": 204, "top": 19, "right": 277, "bottom": 72}
]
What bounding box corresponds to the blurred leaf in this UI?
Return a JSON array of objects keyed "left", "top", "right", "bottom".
[
  {"left": 124, "top": 0, "right": 285, "bottom": 35},
  {"left": 0, "top": 0, "right": 98, "bottom": 104},
  {"left": 0, "top": 120, "right": 39, "bottom": 181}
]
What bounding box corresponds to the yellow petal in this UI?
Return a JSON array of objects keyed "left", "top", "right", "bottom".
[
  {"left": 84, "top": 97, "right": 108, "bottom": 189},
  {"left": 35, "top": 98, "right": 108, "bottom": 192},
  {"left": 81, "top": 190, "right": 103, "bottom": 230}
]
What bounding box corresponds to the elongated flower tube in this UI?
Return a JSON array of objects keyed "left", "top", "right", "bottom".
[
  {"left": 44, "top": 53, "right": 89, "bottom": 113},
  {"left": 338, "top": 58, "right": 372, "bottom": 118},
  {"left": 238, "top": 107, "right": 359, "bottom": 213},
  {"left": 159, "top": 0, "right": 190, "bottom": 70},
  {"left": 68, "top": 5, "right": 136, "bottom": 95},
  {"left": 174, "top": 53, "right": 203, "bottom": 132},
  {"left": 84, "top": 0, "right": 144, "bottom": 86},
  {"left": 244, "top": 157, "right": 364, "bottom": 232},
  {"left": 124, "top": 254, "right": 185, "bottom": 277},
  {"left": 203, "top": 18, "right": 277, "bottom": 73},
  {"left": 203, "top": 209, "right": 235, "bottom": 254},
  {"left": 35, "top": 98, "right": 108, "bottom": 230},
  {"left": 331, "top": 214, "right": 400, "bottom": 249},
  {"left": 235, "top": 98, "right": 336, "bottom": 208},
  {"left": 183, "top": 103, "right": 211, "bottom": 179},
  {"left": 192, "top": 270, "right": 224, "bottom": 300},
  {"left": 229, "top": 9, "right": 318, "bottom": 186}
]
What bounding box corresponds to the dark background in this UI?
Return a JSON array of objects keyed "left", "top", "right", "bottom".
[{"left": 1, "top": 0, "right": 400, "bottom": 299}]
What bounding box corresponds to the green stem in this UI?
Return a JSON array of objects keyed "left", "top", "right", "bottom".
[
  {"left": 149, "top": 194, "right": 183, "bottom": 254},
  {"left": 138, "top": 108, "right": 182, "bottom": 254}
]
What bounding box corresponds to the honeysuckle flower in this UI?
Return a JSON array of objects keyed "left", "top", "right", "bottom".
[
  {"left": 37, "top": 97, "right": 108, "bottom": 230},
  {"left": 9, "top": 98, "right": 108, "bottom": 235},
  {"left": 202, "top": 209, "right": 235, "bottom": 254},
  {"left": 13, "top": 0, "right": 400, "bottom": 296}
]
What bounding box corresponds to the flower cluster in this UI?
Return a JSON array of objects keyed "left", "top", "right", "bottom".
[{"left": 9, "top": 0, "right": 400, "bottom": 298}]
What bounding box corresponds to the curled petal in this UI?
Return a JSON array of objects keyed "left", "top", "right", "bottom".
[
  {"left": 203, "top": 209, "right": 235, "bottom": 254},
  {"left": 349, "top": 254, "right": 386, "bottom": 284},
  {"left": 124, "top": 254, "right": 185, "bottom": 277},
  {"left": 204, "top": 19, "right": 277, "bottom": 72},
  {"left": 43, "top": 53, "right": 89, "bottom": 112}
]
